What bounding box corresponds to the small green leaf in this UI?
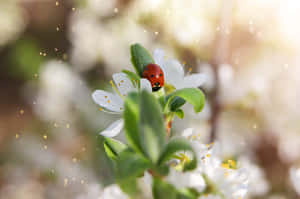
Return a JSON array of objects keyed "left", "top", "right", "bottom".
[
  {"left": 116, "top": 150, "right": 151, "bottom": 196},
  {"left": 139, "top": 90, "right": 166, "bottom": 163},
  {"left": 175, "top": 109, "right": 184, "bottom": 119},
  {"left": 152, "top": 177, "right": 177, "bottom": 199},
  {"left": 103, "top": 137, "right": 127, "bottom": 160},
  {"left": 130, "top": 43, "right": 154, "bottom": 77},
  {"left": 158, "top": 138, "right": 197, "bottom": 171},
  {"left": 118, "top": 177, "right": 139, "bottom": 197},
  {"left": 122, "top": 69, "right": 140, "bottom": 87},
  {"left": 177, "top": 188, "right": 199, "bottom": 199},
  {"left": 169, "top": 96, "right": 186, "bottom": 111},
  {"left": 116, "top": 150, "right": 151, "bottom": 179},
  {"left": 165, "top": 88, "right": 205, "bottom": 113},
  {"left": 124, "top": 92, "right": 144, "bottom": 154}
]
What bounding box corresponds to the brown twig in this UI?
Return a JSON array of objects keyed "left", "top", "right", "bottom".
[{"left": 209, "top": 0, "right": 235, "bottom": 142}]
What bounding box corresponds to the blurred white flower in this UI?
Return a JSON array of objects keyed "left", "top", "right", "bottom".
[
  {"left": 289, "top": 167, "right": 300, "bottom": 196},
  {"left": 76, "top": 184, "right": 102, "bottom": 199},
  {"left": 69, "top": 10, "right": 153, "bottom": 74},
  {"left": 92, "top": 72, "right": 151, "bottom": 137},
  {"left": 36, "top": 61, "right": 79, "bottom": 121},
  {"left": 76, "top": 184, "right": 128, "bottom": 199},
  {"left": 239, "top": 157, "right": 269, "bottom": 196},
  {"left": 101, "top": 184, "right": 128, "bottom": 199},
  {"left": 153, "top": 49, "right": 206, "bottom": 90},
  {"left": 0, "top": 1, "right": 27, "bottom": 47},
  {"left": 198, "top": 195, "right": 222, "bottom": 199},
  {"left": 181, "top": 129, "right": 249, "bottom": 199},
  {"left": 167, "top": 169, "right": 206, "bottom": 192}
]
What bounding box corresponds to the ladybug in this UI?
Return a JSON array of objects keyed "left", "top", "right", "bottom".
[{"left": 142, "top": 63, "right": 165, "bottom": 92}]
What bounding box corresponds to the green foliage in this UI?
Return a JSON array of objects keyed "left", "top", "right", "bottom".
[
  {"left": 139, "top": 90, "right": 166, "bottom": 163},
  {"left": 175, "top": 109, "right": 185, "bottom": 119},
  {"left": 158, "top": 138, "right": 197, "bottom": 172},
  {"left": 101, "top": 44, "right": 208, "bottom": 199},
  {"left": 123, "top": 92, "right": 143, "bottom": 154},
  {"left": 169, "top": 96, "right": 186, "bottom": 112},
  {"left": 165, "top": 88, "right": 205, "bottom": 113},
  {"left": 116, "top": 150, "right": 151, "bottom": 196},
  {"left": 130, "top": 43, "right": 154, "bottom": 77},
  {"left": 177, "top": 188, "right": 199, "bottom": 199},
  {"left": 103, "top": 137, "right": 128, "bottom": 160},
  {"left": 153, "top": 178, "right": 177, "bottom": 199}
]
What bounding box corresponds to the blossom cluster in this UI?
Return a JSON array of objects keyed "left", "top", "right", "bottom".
[{"left": 91, "top": 44, "right": 252, "bottom": 199}]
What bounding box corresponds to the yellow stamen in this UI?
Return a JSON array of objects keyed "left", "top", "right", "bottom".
[
  {"left": 222, "top": 163, "right": 230, "bottom": 169},
  {"left": 228, "top": 159, "right": 236, "bottom": 167},
  {"left": 110, "top": 80, "right": 124, "bottom": 99},
  {"left": 206, "top": 154, "right": 211, "bottom": 158}
]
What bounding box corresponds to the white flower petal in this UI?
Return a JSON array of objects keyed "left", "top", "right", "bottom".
[
  {"left": 140, "top": 78, "right": 152, "bottom": 92},
  {"left": 163, "top": 59, "right": 184, "bottom": 88},
  {"left": 113, "top": 73, "right": 135, "bottom": 97},
  {"left": 181, "top": 73, "right": 207, "bottom": 89},
  {"left": 167, "top": 169, "right": 206, "bottom": 192},
  {"left": 100, "top": 119, "right": 124, "bottom": 137},
  {"left": 102, "top": 184, "right": 127, "bottom": 199},
  {"left": 153, "top": 48, "right": 165, "bottom": 66},
  {"left": 92, "top": 90, "right": 123, "bottom": 112},
  {"left": 182, "top": 128, "right": 194, "bottom": 138}
]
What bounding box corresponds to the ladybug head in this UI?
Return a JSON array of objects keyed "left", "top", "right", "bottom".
[{"left": 142, "top": 63, "right": 165, "bottom": 92}]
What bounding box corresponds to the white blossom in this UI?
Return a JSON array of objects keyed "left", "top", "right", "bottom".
[
  {"left": 153, "top": 49, "right": 206, "bottom": 90},
  {"left": 167, "top": 169, "right": 206, "bottom": 193},
  {"left": 92, "top": 72, "right": 151, "bottom": 137},
  {"left": 181, "top": 128, "right": 249, "bottom": 199}
]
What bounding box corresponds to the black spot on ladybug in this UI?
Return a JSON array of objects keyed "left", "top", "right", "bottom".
[
  {"left": 151, "top": 74, "right": 154, "bottom": 78},
  {"left": 152, "top": 86, "right": 161, "bottom": 92},
  {"left": 159, "top": 73, "right": 163, "bottom": 77}
]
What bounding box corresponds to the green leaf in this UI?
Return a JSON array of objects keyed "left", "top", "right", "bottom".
[
  {"left": 152, "top": 177, "right": 177, "bottom": 199},
  {"left": 169, "top": 96, "right": 186, "bottom": 111},
  {"left": 116, "top": 150, "right": 151, "bottom": 179},
  {"left": 165, "top": 88, "right": 205, "bottom": 113},
  {"left": 124, "top": 92, "right": 143, "bottom": 154},
  {"left": 116, "top": 150, "right": 151, "bottom": 196},
  {"left": 177, "top": 188, "right": 199, "bottom": 199},
  {"left": 118, "top": 177, "right": 139, "bottom": 197},
  {"left": 122, "top": 69, "right": 140, "bottom": 88},
  {"left": 130, "top": 43, "right": 154, "bottom": 77},
  {"left": 139, "top": 90, "right": 166, "bottom": 163},
  {"left": 103, "top": 137, "right": 127, "bottom": 160},
  {"left": 158, "top": 138, "right": 197, "bottom": 171},
  {"left": 175, "top": 109, "right": 184, "bottom": 119}
]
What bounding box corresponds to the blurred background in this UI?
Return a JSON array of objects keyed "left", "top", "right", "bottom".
[{"left": 1, "top": 0, "right": 300, "bottom": 198}]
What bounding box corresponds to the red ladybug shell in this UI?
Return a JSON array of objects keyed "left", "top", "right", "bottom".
[{"left": 142, "top": 63, "right": 165, "bottom": 91}]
